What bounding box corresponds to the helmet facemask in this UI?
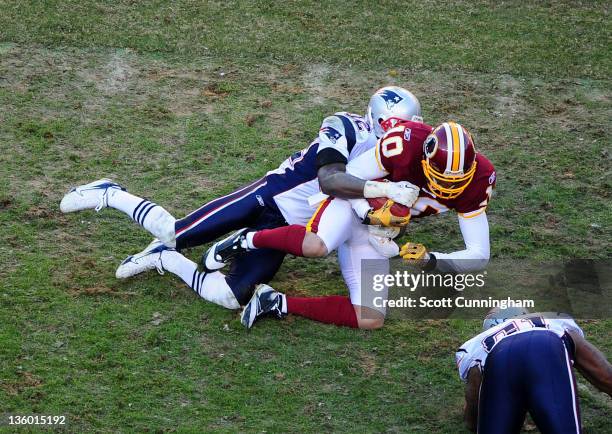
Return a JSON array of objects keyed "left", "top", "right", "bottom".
[{"left": 422, "top": 159, "right": 477, "bottom": 199}]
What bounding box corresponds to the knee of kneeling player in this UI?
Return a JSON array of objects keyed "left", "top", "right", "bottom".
[
  {"left": 479, "top": 256, "right": 490, "bottom": 270},
  {"left": 471, "top": 250, "right": 490, "bottom": 271},
  {"left": 455, "top": 248, "right": 490, "bottom": 272},
  {"left": 357, "top": 317, "right": 385, "bottom": 330},
  {"left": 302, "top": 234, "right": 329, "bottom": 258},
  {"left": 354, "top": 305, "right": 386, "bottom": 329}
]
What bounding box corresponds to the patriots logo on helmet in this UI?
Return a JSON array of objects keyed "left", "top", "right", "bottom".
[
  {"left": 377, "top": 89, "right": 404, "bottom": 110},
  {"left": 320, "top": 126, "right": 342, "bottom": 144}
]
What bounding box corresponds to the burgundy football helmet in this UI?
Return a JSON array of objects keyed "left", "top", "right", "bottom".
[{"left": 422, "top": 122, "right": 477, "bottom": 199}]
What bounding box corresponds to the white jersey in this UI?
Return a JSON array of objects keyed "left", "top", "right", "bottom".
[
  {"left": 266, "top": 112, "right": 377, "bottom": 226},
  {"left": 455, "top": 313, "right": 584, "bottom": 382}
]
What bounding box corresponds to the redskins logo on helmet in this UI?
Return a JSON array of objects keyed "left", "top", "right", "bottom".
[{"left": 422, "top": 122, "right": 477, "bottom": 199}]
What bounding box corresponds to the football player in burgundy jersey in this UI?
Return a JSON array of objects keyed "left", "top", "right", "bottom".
[
  {"left": 236, "top": 119, "right": 494, "bottom": 272},
  {"left": 241, "top": 120, "right": 497, "bottom": 329},
  {"left": 347, "top": 119, "right": 496, "bottom": 273}
]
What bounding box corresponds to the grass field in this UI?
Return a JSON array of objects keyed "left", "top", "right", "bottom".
[{"left": 1, "top": 1, "right": 610, "bottom": 432}]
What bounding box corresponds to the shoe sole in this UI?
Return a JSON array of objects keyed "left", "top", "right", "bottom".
[
  {"left": 59, "top": 178, "right": 121, "bottom": 213},
  {"left": 60, "top": 192, "right": 99, "bottom": 213},
  {"left": 240, "top": 293, "right": 260, "bottom": 328}
]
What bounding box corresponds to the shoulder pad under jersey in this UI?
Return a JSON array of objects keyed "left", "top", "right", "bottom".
[
  {"left": 318, "top": 114, "right": 353, "bottom": 159},
  {"left": 376, "top": 121, "right": 433, "bottom": 176},
  {"left": 455, "top": 154, "right": 496, "bottom": 216}
]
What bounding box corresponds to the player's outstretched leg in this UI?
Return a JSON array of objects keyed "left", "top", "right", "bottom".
[
  {"left": 241, "top": 218, "right": 388, "bottom": 330},
  {"left": 241, "top": 287, "right": 369, "bottom": 329},
  {"left": 60, "top": 178, "right": 177, "bottom": 247},
  {"left": 116, "top": 241, "right": 240, "bottom": 309},
  {"left": 205, "top": 225, "right": 326, "bottom": 270},
  {"left": 205, "top": 198, "right": 354, "bottom": 270},
  {"left": 115, "top": 239, "right": 171, "bottom": 278}
]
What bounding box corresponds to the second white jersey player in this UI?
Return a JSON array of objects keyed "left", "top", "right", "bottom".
[{"left": 456, "top": 312, "right": 584, "bottom": 381}]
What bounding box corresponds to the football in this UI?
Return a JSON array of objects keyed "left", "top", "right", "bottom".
[{"left": 366, "top": 197, "right": 411, "bottom": 218}]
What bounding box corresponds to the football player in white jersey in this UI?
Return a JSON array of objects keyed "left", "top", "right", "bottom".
[
  {"left": 60, "top": 87, "right": 422, "bottom": 323},
  {"left": 456, "top": 307, "right": 612, "bottom": 433},
  {"left": 203, "top": 86, "right": 423, "bottom": 266}
]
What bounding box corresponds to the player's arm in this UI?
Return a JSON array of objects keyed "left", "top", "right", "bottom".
[
  {"left": 463, "top": 365, "right": 482, "bottom": 432},
  {"left": 317, "top": 162, "right": 368, "bottom": 198},
  {"left": 318, "top": 159, "right": 407, "bottom": 226},
  {"left": 316, "top": 115, "right": 391, "bottom": 198},
  {"left": 567, "top": 329, "right": 612, "bottom": 397},
  {"left": 318, "top": 157, "right": 404, "bottom": 199},
  {"left": 319, "top": 142, "right": 418, "bottom": 207},
  {"left": 431, "top": 212, "right": 490, "bottom": 272},
  {"left": 401, "top": 212, "right": 490, "bottom": 272}
]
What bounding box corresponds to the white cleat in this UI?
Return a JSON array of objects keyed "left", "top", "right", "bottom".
[
  {"left": 60, "top": 178, "right": 125, "bottom": 213},
  {"left": 115, "top": 239, "right": 172, "bottom": 279},
  {"left": 367, "top": 225, "right": 401, "bottom": 258}
]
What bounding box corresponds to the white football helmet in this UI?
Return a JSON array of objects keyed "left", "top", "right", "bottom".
[
  {"left": 482, "top": 306, "right": 531, "bottom": 330},
  {"left": 366, "top": 86, "right": 422, "bottom": 138}
]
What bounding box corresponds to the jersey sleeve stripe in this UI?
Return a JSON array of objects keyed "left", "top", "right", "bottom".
[
  {"left": 374, "top": 140, "right": 386, "bottom": 172},
  {"left": 336, "top": 115, "right": 357, "bottom": 154}
]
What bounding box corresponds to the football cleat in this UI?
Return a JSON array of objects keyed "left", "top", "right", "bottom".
[
  {"left": 203, "top": 228, "right": 251, "bottom": 271},
  {"left": 60, "top": 178, "right": 126, "bottom": 213},
  {"left": 115, "top": 239, "right": 172, "bottom": 279},
  {"left": 240, "top": 284, "right": 286, "bottom": 329}
]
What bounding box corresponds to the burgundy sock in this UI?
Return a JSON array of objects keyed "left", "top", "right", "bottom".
[
  {"left": 252, "top": 225, "right": 306, "bottom": 256},
  {"left": 287, "top": 295, "right": 358, "bottom": 328}
]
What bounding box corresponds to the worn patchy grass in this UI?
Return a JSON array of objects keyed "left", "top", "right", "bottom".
[
  {"left": 1, "top": 1, "right": 610, "bottom": 79},
  {"left": 0, "top": 1, "right": 610, "bottom": 432}
]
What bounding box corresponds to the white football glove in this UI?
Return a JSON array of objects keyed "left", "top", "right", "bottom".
[
  {"left": 369, "top": 225, "right": 401, "bottom": 239},
  {"left": 367, "top": 225, "right": 401, "bottom": 258},
  {"left": 364, "top": 180, "right": 420, "bottom": 207}
]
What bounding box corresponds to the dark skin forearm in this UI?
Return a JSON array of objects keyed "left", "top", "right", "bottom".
[
  {"left": 568, "top": 330, "right": 612, "bottom": 397},
  {"left": 317, "top": 163, "right": 367, "bottom": 198},
  {"left": 464, "top": 366, "right": 482, "bottom": 432}
]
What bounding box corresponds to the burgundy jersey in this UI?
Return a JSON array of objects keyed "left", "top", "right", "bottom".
[{"left": 376, "top": 122, "right": 496, "bottom": 218}]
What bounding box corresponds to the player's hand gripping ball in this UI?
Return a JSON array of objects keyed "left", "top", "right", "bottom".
[{"left": 364, "top": 198, "right": 411, "bottom": 227}]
